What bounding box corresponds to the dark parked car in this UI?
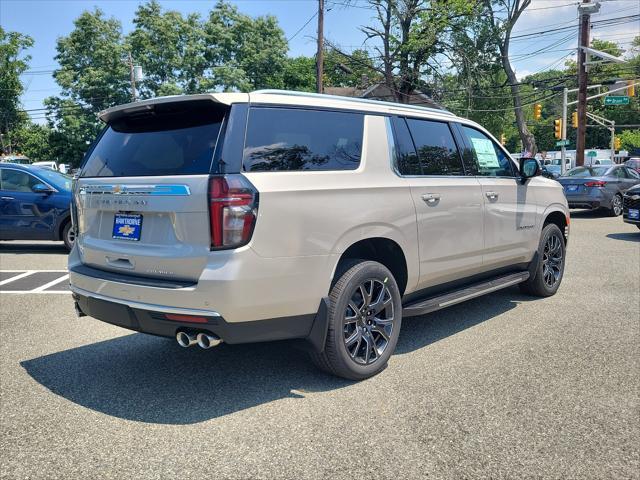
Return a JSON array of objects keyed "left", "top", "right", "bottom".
[
  {"left": 622, "top": 183, "right": 640, "bottom": 229},
  {"left": 558, "top": 165, "right": 640, "bottom": 216},
  {"left": 0, "top": 163, "right": 75, "bottom": 250}
]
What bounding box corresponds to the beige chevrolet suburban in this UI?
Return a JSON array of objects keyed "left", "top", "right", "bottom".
[{"left": 69, "top": 90, "right": 569, "bottom": 380}]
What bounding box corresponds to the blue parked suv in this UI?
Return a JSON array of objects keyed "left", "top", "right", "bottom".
[{"left": 0, "top": 163, "right": 74, "bottom": 250}]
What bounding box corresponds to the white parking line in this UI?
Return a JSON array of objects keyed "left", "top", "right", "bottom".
[
  {"left": 0, "top": 270, "right": 71, "bottom": 294},
  {"left": 31, "top": 274, "right": 70, "bottom": 293},
  {"left": 0, "top": 271, "right": 35, "bottom": 286}
]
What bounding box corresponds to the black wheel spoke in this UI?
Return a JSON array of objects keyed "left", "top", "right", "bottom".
[
  {"left": 343, "top": 278, "right": 394, "bottom": 365},
  {"left": 541, "top": 232, "right": 564, "bottom": 288}
]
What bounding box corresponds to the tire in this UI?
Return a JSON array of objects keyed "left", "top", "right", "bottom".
[
  {"left": 608, "top": 194, "right": 623, "bottom": 217},
  {"left": 309, "top": 260, "right": 403, "bottom": 380},
  {"left": 62, "top": 221, "right": 75, "bottom": 251},
  {"left": 519, "top": 223, "right": 566, "bottom": 297}
]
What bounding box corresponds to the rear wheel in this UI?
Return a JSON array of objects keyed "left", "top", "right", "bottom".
[
  {"left": 609, "top": 194, "right": 623, "bottom": 217},
  {"left": 309, "top": 260, "right": 402, "bottom": 380},
  {"left": 520, "top": 223, "right": 566, "bottom": 297},
  {"left": 62, "top": 221, "right": 75, "bottom": 251}
]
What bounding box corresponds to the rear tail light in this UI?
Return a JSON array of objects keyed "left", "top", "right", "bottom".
[
  {"left": 584, "top": 181, "right": 606, "bottom": 187},
  {"left": 208, "top": 174, "right": 258, "bottom": 249}
]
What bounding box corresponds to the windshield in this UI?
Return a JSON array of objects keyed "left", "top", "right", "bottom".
[
  {"left": 564, "top": 166, "right": 609, "bottom": 177},
  {"left": 34, "top": 167, "right": 72, "bottom": 191}
]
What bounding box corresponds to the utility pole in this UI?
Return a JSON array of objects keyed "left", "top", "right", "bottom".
[
  {"left": 576, "top": 1, "right": 599, "bottom": 166},
  {"left": 561, "top": 87, "right": 568, "bottom": 175},
  {"left": 128, "top": 52, "right": 137, "bottom": 102},
  {"left": 316, "top": 0, "right": 324, "bottom": 94}
]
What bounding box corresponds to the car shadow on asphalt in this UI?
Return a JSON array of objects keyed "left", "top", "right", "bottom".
[
  {"left": 20, "top": 286, "right": 535, "bottom": 425},
  {"left": 606, "top": 232, "right": 640, "bottom": 242},
  {"left": 568, "top": 209, "right": 606, "bottom": 219},
  {"left": 0, "top": 242, "right": 68, "bottom": 254}
]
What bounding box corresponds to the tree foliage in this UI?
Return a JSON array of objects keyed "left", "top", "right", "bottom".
[{"left": 0, "top": 27, "right": 33, "bottom": 138}]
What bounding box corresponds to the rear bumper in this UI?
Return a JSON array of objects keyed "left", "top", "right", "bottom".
[
  {"left": 564, "top": 189, "right": 611, "bottom": 210},
  {"left": 72, "top": 285, "right": 322, "bottom": 345}
]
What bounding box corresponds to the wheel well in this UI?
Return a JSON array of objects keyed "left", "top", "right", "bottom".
[
  {"left": 334, "top": 238, "right": 408, "bottom": 295},
  {"left": 544, "top": 211, "right": 568, "bottom": 243}
]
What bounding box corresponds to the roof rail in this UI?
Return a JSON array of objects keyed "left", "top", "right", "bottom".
[{"left": 252, "top": 89, "right": 455, "bottom": 117}]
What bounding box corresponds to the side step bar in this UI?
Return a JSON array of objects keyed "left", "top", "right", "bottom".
[{"left": 403, "top": 271, "right": 530, "bottom": 318}]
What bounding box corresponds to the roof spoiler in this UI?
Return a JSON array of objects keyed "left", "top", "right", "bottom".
[{"left": 98, "top": 93, "right": 247, "bottom": 124}]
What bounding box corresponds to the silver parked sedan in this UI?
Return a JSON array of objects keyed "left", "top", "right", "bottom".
[{"left": 559, "top": 165, "right": 640, "bottom": 216}]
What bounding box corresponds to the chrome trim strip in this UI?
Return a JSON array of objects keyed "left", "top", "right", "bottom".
[
  {"left": 78, "top": 184, "right": 191, "bottom": 196},
  {"left": 70, "top": 284, "right": 221, "bottom": 317}
]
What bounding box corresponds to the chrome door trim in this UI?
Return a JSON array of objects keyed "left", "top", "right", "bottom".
[{"left": 78, "top": 184, "right": 191, "bottom": 196}]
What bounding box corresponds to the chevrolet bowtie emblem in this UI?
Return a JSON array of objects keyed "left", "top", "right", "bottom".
[{"left": 113, "top": 185, "right": 122, "bottom": 194}]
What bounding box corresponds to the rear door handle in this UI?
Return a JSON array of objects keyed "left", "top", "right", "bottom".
[
  {"left": 421, "top": 193, "right": 441, "bottom": 204},
  {"left": 1, "top": 196, "right": 14, "bottom": 201},
  {"left": 485, "top": 191, "right": 499, "bottom": 200}
]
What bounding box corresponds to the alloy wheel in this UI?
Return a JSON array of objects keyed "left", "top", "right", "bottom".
[
  {"left": 343, "top": 279, "right": 395, "bottom": 365},
  {"left": 542, "top": 233, "right": 563, "bottom": 288},
  {"left": 612, "top": 195, "right": 622, "bottom": 216},
  {"left": 66, "top": 226, "right": 76, "bottom": 246}
]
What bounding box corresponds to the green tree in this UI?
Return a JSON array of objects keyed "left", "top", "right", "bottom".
[
  {"left": 0, "top": 27, "right": 33, "bottom": 144},
  {"left": 54, "top": 9, "right": 130, "bottom": 110},
  {"left": 618, "top": 129, "right": 640, "bottom": 152},
  {"left": 128, "top": 1, "right": 208, "bottom": 96},
  {"left": 204, "top": 1, "right": 287, "bottom": 91},
  {"left": 9, "top": 123, "right": 53, "bottom": 161},
  {"left": 360, "top": 0, "right": 473, "bottom": 103}
]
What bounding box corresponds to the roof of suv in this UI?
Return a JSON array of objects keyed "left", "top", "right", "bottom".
[{"left": 98, "top": 89, "right": 459, "bottom": 125}]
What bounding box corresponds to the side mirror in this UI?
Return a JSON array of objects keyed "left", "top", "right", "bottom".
[
  {"left": 32, "top": 183, "right": 54, "bottom": 194},
  {"left": 519, "top": 157, "right": 540, "bottom": 183}
]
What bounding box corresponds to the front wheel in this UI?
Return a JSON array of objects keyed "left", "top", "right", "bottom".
[
  {"left": 520, "top": 223, "right": 566, "bottom": 297},
  {"left": 309, "top": 260, "right": 402, "bottom": 380}
]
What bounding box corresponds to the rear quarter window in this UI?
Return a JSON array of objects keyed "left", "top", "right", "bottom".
[
  {"left": 81, "top": 102, "right": 226, "bottom": 178},
  {"left": 243, "top": 107, "right": 364, "bottom": 172}
]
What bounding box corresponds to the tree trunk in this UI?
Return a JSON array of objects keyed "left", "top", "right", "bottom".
[{"left": 501, "top": 48, "right": 537, "bottom": 155}]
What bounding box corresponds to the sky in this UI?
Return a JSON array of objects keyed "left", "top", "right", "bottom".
[{"left": 1, "top": 0, "right": 638, "bottom": 123}]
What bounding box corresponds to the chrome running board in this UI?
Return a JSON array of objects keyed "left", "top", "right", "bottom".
[{"left": 402, "top": 271, "right": 530, "bottom": 317}]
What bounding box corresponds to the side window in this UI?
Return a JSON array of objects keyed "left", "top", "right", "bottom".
[
  {"left": 406, "top": 118, "right": 464, "bottom": 175},
  {"left": 627, "top": 168, "right": 640, "bottom": 179},
  {"left": 0, "top": 169, "right": 40, "bottom": 192},
  {"left": 391, "top": 117, "right": 420, "bottom": 175},
  {"left": 243, "top": 107, "right": 364, "bottom": 172},
  {"left": 461, "top": 126, "right": 516, "bottom": 177}
]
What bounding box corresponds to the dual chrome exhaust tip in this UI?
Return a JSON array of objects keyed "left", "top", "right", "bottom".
[{"left": 176, "top": 331, "right": 222, "bottom": 349}]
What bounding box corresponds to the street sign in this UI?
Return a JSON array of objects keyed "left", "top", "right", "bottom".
[
  {"left": 587, "top": 151, "right": 598, "bottom": 157},
  {"left": 556, "top": 140, "right": 570, "bottom": 147},
  {"left": 604, "top": 96, "right": 630, "bottom": 105}
]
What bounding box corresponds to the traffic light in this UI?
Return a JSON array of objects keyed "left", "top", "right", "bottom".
[
  {"left": 533, "top": 103, "right": 542, "bottom": 120},
  {"left": 500, "top": 133, "right": 506, "bottom": 146},
  {"left": 628, "top": 81, "right": 635, "bottom": 97},
  {"left": 614, "top": 136, "right": 621, "bottom": 150},
  {"left": 554, "top": 119, "right": 562, "bottom": 139},
  {"left": 571, "top": 111, "right": 578, "bottom": 128}
]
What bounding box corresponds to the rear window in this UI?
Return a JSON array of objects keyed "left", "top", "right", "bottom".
[
  {"left": 243, "top": 107, "right": 364, "bottom": 172},
  {"left": 81, "top": 102, "right": 225, "bottom": 177},
  {"left": 564, "top": 167, "right": 608, "bottom": 177}
]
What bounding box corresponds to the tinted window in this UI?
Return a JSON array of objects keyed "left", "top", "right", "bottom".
[
  {"left": 1, "top": 169, "right": 40, "bottom": 192},
  {"left": 564, "top": 167, "right": 609, "bottom": 177},
  {"left": 391, "top": 117, "right": 420, "bottom": 175},
  {"left": 81, "top": 103, "right": 225, "bottom": 177},
  {"left": 405, "top": 118, "right": 463, "bottom": 175},
  {"left": 627, "top": 168, "right": 640, "bottom": 179},
  {"left": 461, "top": 126, "right": 515, "bottom": 177},
  {"left": 243, "top": 108, "right": 363, "bottom": 172}
]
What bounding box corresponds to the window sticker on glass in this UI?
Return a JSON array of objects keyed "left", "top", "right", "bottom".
[{"left": 470, "top": 138, "right": 500, "bottom": 169}]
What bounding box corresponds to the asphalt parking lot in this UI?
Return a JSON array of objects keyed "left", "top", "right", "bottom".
[{"left": 1, "top": 213, "right": 638, "bottom": 479}]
